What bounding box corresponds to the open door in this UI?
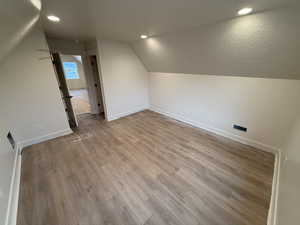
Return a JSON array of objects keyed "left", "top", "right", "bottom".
[{"left": 51, "top": 52, "right": 77, "bottom": 128}]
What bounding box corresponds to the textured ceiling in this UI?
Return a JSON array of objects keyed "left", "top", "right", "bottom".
[{"left": 41, "top": 0, "right": 298, "bottom": 42}]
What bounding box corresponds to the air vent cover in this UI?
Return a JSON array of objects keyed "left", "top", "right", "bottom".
[{"left": 233, "top": 124, "right": 247, "bottom": 132}]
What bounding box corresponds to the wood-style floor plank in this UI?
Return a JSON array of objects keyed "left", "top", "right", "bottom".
[{"left": 17, "top": 110, "right": 274, "bottom": 225}]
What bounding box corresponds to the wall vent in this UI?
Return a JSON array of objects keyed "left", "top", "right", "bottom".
[
  {"left": 7, "top": 132, "right": 16, "bottom": 149},
  {"left": 233, "top": 124, "right": 247, "bottom": 132}
]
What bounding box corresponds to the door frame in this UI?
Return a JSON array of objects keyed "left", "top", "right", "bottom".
[
  {"left": 47, "top": 39, "right": 108, "bottom": 122},
  {"left": 90, "top": 55, "right": 106, "bottom": 118},
  {"left": 82, "top": 52, "right": 108, "bottom": 121}
]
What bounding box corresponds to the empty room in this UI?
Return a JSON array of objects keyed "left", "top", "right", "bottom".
[{"left": 0, "top": 0, "right": 299, "bottom": 225}]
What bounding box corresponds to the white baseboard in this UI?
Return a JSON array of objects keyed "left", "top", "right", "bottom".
[
  {"left": 3, "top": 107, "right": 281, "bottom": 225},
  {"left": 150, "top": 106, "right": 282, "bottom": 225},
  {"left": 19, "top": 128, "right": 73, "bottom": 149},
  {"left": 5, "top": 127, "right": 73, "bottom": 225},
  {"left": 150, "top": 105, "right": 281, "bottom": 225},
  {"left": 149, "top": 105, "right": 279, "bottom": 154},
  {"left": 107, "top": 106, "right": 149, "bottom": 121},
  {"left": 5, "top": 146, "right": 22, "bottom": 225},
  {"left": 267, "top": 151, "right": 282, "bottom": 225}
]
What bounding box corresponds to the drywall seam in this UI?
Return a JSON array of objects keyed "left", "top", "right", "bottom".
[
  {"left": 268, "top": 151, "right": 282, "bottom": 225},
  {"left": 107, "top": 105, "right": 149, "bottom": 121},
  {"left": 5, "top": 146, "right": 22, "bottom": 225},
  {"left": 19, "top": 128, "right": 73, "bottom": 149},
  {"left": 150, "top": 105, "right": 279, "bottom": 153}
]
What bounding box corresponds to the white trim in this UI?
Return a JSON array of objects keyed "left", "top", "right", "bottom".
[
  {"left": 149, "top": 105, "right": 279, "bottom": 154},
  {"left": 5, "top": 146, "right": 22, "bottom": 225},
  {"left": 149, "top": 105, "right": 282, "bottom": 224},
  {"left": 3, "top": 107, "right": 281, "bottom": 225},
  {"left": 5, "top": 126, "right": 73, "bottom": 225},
  {"left": 19, "top": 128, "right": 73, "bottom": 149},
  {"left": 84, "top": 49, "right": 97, "bottom": 56},
  {"left": 107, "top": 106, "right": 148, "bottom": 121},
  {"left": 267, "top": 151, "right": 281, "bottom": 225}
]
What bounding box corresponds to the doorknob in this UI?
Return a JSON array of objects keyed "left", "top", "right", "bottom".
[{"left": 64, "top": 96, "right": 73, "bottom": 99}]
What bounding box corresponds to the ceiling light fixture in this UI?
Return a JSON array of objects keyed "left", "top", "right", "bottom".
[
  {"left": 47, "top": 15, "right": 60, "bottom": 22},
  {"left": 140, "top": 35, "right": 148, "bottom": 39},
  {"left": 238, "top": 8, "right": 253, "bottom": 16}
]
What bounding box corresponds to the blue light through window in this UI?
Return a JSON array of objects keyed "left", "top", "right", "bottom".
[{"left": 63, "top": 62, "right": 80, "bottom": 79}]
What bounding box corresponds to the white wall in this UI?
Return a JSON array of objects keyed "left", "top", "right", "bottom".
[
  {"left": 149, "top": 73, "right": 300, "bottom": 152},
  {"left": 47, "top": 38, "right": 85, "bottom": 55},
  {"left": 133, "top": 7, "right": 300, "bottom": 80},
  {"left": 131, "top": 6, "right": 300, "bottom": 152},
  {"left": 85, "top": 40, "right": 98, "bottom": 55},
  {"left": 61, "top": 55, "right": 87, "bottom": 90},
  {"left": 97, "top": 40, "right": 149, "bottom": 121},
  {"left": 0, "top": 0, "right": 40, "bottom": 62},
  {"left": 0, "top": 27, "right": 70, "bottom": 225},
  {"left": 0, "top": 1, "right": 41, "bottom": 224},
  {"left": 0, "top": 118, "right": 16, "bottom": 225},
  {"left": 132, "top": 8, "right": 300, "bottom": 223},
  {"left": 276, "top": 115, "right": 300, "bottom": 225},
  {"left": 0, "top": 28, "right": 70, "bottom": 147},
  {"left": 282, "top": 117, "right": 300, "bottom": 163},
  {"left": 277, "top": 160, "right": 300, "bottom": 225}
]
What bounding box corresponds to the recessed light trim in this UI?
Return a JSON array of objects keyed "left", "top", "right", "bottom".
[
  {"left": 47, "top": 15, "right": 60, "bottom": 22},
  {"left": 238, "top": 8, "right": 253, "bottom": 16},
  {"left": 140, "top": 35, "right": 148, "bottom": 39}
]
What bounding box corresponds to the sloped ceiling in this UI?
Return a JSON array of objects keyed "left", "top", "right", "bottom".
[
  {"left": 0, "top": 0, "right": 41, "bottom": 62},
  {"left": 132, "top": 7, "right": 300, "bottom": 79},
  {"left": 41, "top": 0, "right": 298, "bottom": 42},
  {"left": 40, "top": 0, "right": 300, "bottom": 79}
]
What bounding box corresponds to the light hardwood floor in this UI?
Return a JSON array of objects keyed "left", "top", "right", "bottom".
[
  {"left": 70, "top": 89, "right": 91, "bottom": 115},
  {"left": 17, "top": 110, "right": 274, "bottom": 225}
]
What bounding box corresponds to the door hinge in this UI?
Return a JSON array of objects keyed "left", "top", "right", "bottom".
[{"left": 50, "top": 55, "right": 55, "bottom": 63}]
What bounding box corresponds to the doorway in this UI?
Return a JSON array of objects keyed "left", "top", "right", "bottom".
[
  {"left": 51, "top": 52, "right": 106, "bottom": 129},
  {"left": 60, "top": 54, "right": 92, "bottom": 115}
]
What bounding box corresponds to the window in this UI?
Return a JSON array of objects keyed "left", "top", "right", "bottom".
[{"left": 63, "top": 62, "right": 80, "bottom": 79}]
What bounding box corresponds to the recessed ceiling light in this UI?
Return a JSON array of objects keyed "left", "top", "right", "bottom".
[
  {"left": 140, "top": 35, "right": 148, "bottom": 39},
  {"left": 47, "top": 15, "right": 60, "bottom": 22},
  {"left": 238, "top": 8, "right": 253, "bottom": 16}
]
